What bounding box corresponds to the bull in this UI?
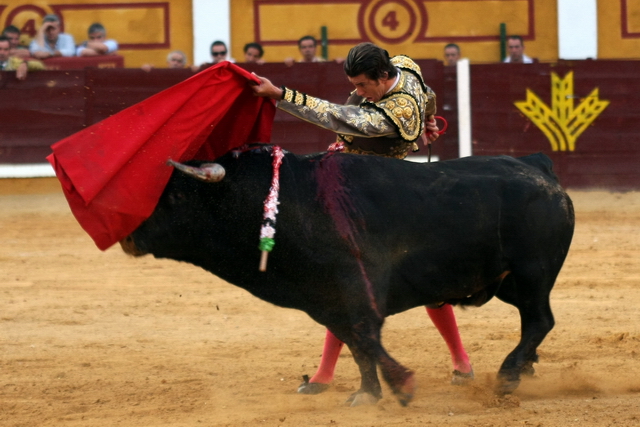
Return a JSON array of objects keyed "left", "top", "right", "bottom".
[{"left": 120, "top": 146, "right": 574, "bottom": 407}]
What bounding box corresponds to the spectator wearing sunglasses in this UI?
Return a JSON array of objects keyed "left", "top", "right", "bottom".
[{"left": 195, "top": 40, "right": 234, "bottom": 72}]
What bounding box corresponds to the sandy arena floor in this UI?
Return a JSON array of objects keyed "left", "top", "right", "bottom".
[{"left": 1, "top": 178, "right": 639, "bottom": 426}]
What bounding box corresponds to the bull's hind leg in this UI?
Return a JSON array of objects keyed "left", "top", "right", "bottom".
[{"left": 495, "top": 273, "right": 555, "bottom": 394}]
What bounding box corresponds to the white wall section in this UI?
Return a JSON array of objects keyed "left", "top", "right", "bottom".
[
  {"left": 558, "top": 0, "right": 598, "bottom": 59},
  {"left": 456, "top": 59, "right": 472, "bottom": 158},
  {"left": 193, "top": 0, "right": 231, "bottom": 66}
]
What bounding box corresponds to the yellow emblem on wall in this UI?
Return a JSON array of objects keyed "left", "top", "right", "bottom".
[{"left": 514, "top": 72, "right": 609, "bottom": 152}]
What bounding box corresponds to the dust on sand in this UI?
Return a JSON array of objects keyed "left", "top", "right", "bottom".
[{"left": 1, "top": 178, "right": 639, "bottom": 426}]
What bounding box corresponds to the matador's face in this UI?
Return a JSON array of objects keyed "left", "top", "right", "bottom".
[{"left": 347, "top": 73, "right": 390, "bottom": 103}]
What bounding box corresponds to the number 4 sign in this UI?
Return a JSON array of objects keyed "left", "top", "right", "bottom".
[{"left": 360, "top": 0, "right": 426, "bottom": 44}]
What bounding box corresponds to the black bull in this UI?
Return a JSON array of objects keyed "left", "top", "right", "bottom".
[{"left": 120, "top": 147, "right": 575, "bottom": 406}]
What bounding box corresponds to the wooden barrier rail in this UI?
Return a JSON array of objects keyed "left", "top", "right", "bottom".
[
  {"left": 1, "top": 60, "right": 638, "bottom": 190},
  {"left": 41, "top": 55, "right": 125, "bottom": 70}
]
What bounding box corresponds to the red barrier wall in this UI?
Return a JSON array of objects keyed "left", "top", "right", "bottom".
[
  {"left": 469, "top": 60, "right": 640, "bottom": 190},
  {"left": 1, "top": 61, "right": 638, "bottom": 190},
  {"left": 0, "top": 61, "right": 442, "bottom": 163},
  {"left": 42, "top": 55, "right": 125, "bottom": 70}
]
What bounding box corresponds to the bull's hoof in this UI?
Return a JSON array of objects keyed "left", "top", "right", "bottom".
[
  {"left": 451, "top": 368, "right": 475, "bottom": 385},
  {"left": 521, "top": 361, "right": 536, "bottom": 376},
  {"left": 496, "top": 373, "right": 521, "bottom": 395},
  {"left": 297, "top": 381, "right": 330, "bottom": 395},
  {"left": 392, "top": 371, "right": 416, "bottom": 406},
  {"left": 395, "top": 392, "right": 413, "bottom": 407},
  {"left": 346, "top": 392, "right": 380, "bottom": 407}
]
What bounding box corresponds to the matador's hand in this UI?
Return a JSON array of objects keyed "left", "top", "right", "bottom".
[
  {"left": 250, "top": 73, "right": 283, "bottom": 100},
  {"left": 424, "top": 115, "right": 440, "bottom": 144}
]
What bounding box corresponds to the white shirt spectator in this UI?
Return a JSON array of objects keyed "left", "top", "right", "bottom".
[
  {"left": 76, "top": 39, "right": 118, "bottom": 56},
  {"left": 503, "top": 54, "right": 533, "bottom": 63},
  {"left": 29, "top": 33, "right": 75, "bottom": 57}
]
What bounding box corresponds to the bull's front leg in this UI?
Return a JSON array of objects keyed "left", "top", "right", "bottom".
[
  {"left": 340, "top": 323, "right": 416, "bottom": 407},
  {"left": 330, "top": 319, "right": 384, "bottom": 406},
  {"left": 346, "top": 343, "right": 383, "bottom": 406},
  {"left": 378, "top": 350, "right": 415, "bottom": 406}
]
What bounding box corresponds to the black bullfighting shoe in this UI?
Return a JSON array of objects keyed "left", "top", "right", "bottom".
[
  {"left": 451, "top": 368, "right": 475, "bottom": 385},
  {"left": 297, "top": 375, "right": 330, "bottom": 394}
]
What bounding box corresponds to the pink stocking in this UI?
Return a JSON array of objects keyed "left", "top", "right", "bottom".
[
  {"left": 309, "top": 329, "right": 344, "bottom": 384},
  {"left": 426, "top": 304, "right": 472, "bottom": 373}
]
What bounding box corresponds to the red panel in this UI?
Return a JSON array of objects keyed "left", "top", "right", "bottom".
[
  {"left": 83, "top": 68, "right": 192, "bottom": 125},
  {"left": 2, "top": 60, "right": 639, "bottom": 190},
  {"left": 468, "top": 60, "right": 640, "bottom": 190},
  {"left": 0, "top": 71, "right": 86, "bottom": 163},
  {"left": 42, "top": 55, "right": 125, "bottom": 70}
]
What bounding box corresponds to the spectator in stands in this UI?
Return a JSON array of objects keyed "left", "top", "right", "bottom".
[
  {"left": 141, "top": 50, "right": 189, "bottom": 72},
  {"left": 284, "top": 35, "right": 325, "bottom": 66},
  {"left": 29, "top": 14, "right": 75, "bottom": 59},
  {"left": 210, "top": 40, "right": 231, "bottom": 63},
  {"left": 243, "top": 42, "right": 264, "bottom": 64},
  {"left": 444, "top": 43, "right": 461, "bottom": 66},
  {"left": 194, "top": 40, "right": 234, "bottom": 72},
  {"left": 76, "top": 23, "right": 118, "bottom": 57},
  {"left": 165, "top": 50, "right": 188, "bottom": 68},
  {"left": 503, "top": 35, "right": 533, "bottom": 63},
  {"left": 0, "top": 36, "right": 45, "bottom": 80},
  {"left": 2, "top": 25, "right": 30, "bottom": 59}
]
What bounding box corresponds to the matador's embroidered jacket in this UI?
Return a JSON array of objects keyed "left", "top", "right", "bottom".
[{"left": 277, "top": 55, "right": 436, "bottom": 159}]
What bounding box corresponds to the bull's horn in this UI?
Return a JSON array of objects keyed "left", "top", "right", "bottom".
[{"left": 167, "top": 159, "right": 226, "bottom": 182}]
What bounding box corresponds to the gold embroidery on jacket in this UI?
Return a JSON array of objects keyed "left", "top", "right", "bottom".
[
  {"left": 278, "top": 56, "right": 437, "bottom": 158},
  {"left": 377, "top": 92, "right": 421, "bottom": 141},
  {"left": 283, "top": 87, "right": 295, "bottom": 103}
]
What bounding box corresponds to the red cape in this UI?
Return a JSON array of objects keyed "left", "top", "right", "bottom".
[{"left": 47, "top": 62, "right": 276, "bottom": 250}]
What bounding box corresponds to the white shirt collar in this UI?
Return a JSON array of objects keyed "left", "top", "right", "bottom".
[{"left": 385, "top": 67, "right": 401, "bottom": 94}]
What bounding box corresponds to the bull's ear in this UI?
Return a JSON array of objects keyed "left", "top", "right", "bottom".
[{"left": 167, "top": 160, "right": 225, "bottom": 182}]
